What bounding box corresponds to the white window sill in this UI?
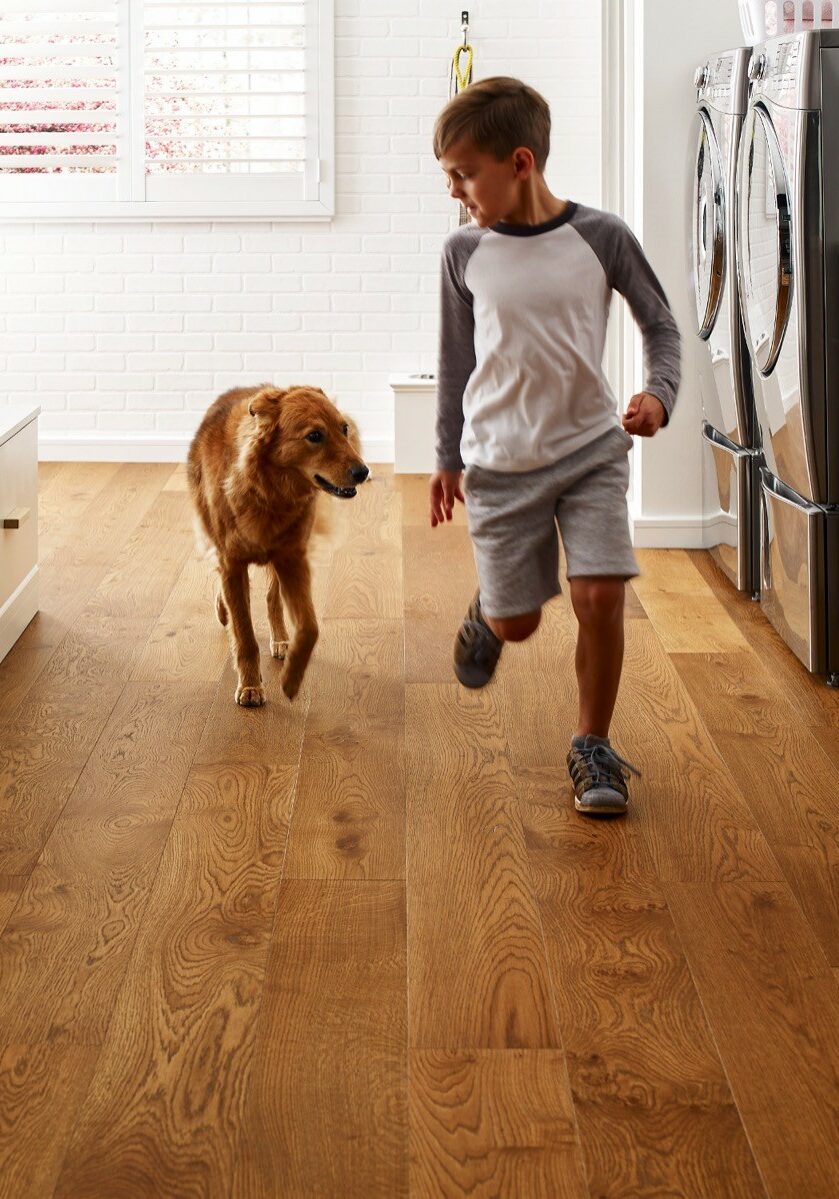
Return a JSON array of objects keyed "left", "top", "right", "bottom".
[{"left": 0, "top": 200, "right": 334, "bottom": 223}]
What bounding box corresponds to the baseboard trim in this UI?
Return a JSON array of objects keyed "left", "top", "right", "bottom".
[
  {"left": 629, "top": 513, "right": 708, "bottom": 549},
  {"left": 38, "top": 433, "right": 395, "bottom": 464}
]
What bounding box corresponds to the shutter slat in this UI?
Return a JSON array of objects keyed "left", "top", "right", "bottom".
[
  {"left": 0, "top": 0, "right": 120, "bottom": 195},
  {"left": 144, "top": 1, "right": 307, "bottom": 180}
]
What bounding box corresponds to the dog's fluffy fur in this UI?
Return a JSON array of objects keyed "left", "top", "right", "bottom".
[{"left": 187, "top": 383, "right": 368, "bottom": 706}]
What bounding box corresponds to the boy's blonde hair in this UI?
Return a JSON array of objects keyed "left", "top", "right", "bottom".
[{"left": 432, "top": 77, "right": 551, "bottom": 171}]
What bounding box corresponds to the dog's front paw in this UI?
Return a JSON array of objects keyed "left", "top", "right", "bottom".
[
  {"left": 235, "top": 684, "right": 265, "bottom": 707},
  {"left": 270, "top": 638, "right": 289, "bottom": 660}
]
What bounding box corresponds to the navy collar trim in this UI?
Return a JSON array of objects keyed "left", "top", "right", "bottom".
[{"left": 491, "top": 201, "right": 577, "bottom": 237}]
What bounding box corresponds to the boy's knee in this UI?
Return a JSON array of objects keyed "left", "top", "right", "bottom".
[
  {"left": 570, "top": 577, "right": 625, "bottom": 625},
  {"left": 486, "top": 608, "right": 542, "bottom": 642}
]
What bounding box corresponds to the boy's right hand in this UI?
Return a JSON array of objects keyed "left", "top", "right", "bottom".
[{"left": 429, "top": 470, "right": 464, "bottom": 527}]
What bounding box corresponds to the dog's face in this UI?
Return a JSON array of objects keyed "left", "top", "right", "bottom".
[{"left": 248, "top": 385, "right": 369, "bottom": 498}]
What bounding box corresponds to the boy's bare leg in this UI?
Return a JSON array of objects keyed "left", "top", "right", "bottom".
[{"left": 569, "top": 576, "right": 625, "bottom": 739}]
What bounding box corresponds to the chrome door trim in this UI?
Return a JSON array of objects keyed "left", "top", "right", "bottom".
[
  {"left": 737, "top": 101, "right": 794, "bottom": 377},
  {"left": 693, "top": 109, "right": 726, "bottom": 339}
]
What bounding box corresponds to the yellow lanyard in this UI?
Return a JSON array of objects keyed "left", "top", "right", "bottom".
[{"left": 452, "top": 43, "right": 473, "bottom": 92}]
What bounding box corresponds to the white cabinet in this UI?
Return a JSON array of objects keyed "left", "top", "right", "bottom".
[
  {"left": 390, "top": 373, "right": 437, "bottom": 474},
  {"left": 0, "top": 406, "right": 39, "bottom": 664}
]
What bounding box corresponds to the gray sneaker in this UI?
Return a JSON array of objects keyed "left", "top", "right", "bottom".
[
  {"left": 453, "top": 591, "right": 503, "bottom": 689},
  {"left": 567, "top": 735, "right": 641, "bottom": 816}
]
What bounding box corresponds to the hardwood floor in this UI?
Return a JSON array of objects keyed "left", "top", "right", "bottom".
[{"left": 1, "top": 463, "right": 838, "bottom": 1198}]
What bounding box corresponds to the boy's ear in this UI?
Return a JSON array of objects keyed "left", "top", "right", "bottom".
[{"left": 248, "top": 385, "right": 286, "bottom": 419}]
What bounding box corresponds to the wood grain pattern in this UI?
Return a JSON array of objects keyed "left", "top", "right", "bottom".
[
  {"left": 324, "top": 471, "right": 402, "bottom": 619},
  {"left": 410, "top": 1050, "right": 588, "bottom": 1198},
  {"left": 671, "top": 651, "right": 839, "bottom": 963},
  {"left": 232, "top": 880, "right": 408, "bottom": 1199},
  {"left": 665, "top": 881, "right": 839, "bottom": 1198},
  {"left": 0, "top": 683, "right": 215, "bottom": 1194},
  {"left": 4, "top": 464, "right": 839, "bottom": 1197},
  {"left": 633, "top": 549, "right": 748, "bottom": 652},
  {"left": 406, "top": 684, "right": 559, "bottom": 1051},
  {"left": 283, "top": 618, "right": 405, "bottom": 879},
  {"left": 519, "top": 770, "right": 766, "bottom": 1198},
  {"left": 0, "top": 463, "right": 172, "bottom": 712},
  {"left": 402, "top": 522, "right": 476, "bottom": 684},
  {"left": 611, "top": 621, "right": 782, "bottom": 883},
  {"left": 53, "top": 765, "right": 298, "bottom": 1199},
  {"left": 690, "top": 549, "right": 839, "bottom": 729}
]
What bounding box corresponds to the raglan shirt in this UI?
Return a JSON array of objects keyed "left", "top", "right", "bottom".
[{"left": 435, "top": 202, "right": 681, "bottom": 473}]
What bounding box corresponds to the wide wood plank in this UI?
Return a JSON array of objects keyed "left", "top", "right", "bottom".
[
  {"left": 324, "top": 471, "right": 402, "bottom": 619},
  {"left": 0, "top": 463, "right": 173, "bottom": 711},
  {"left": 406, "top": 684, "right": 559, "bottom": 1050},
  {"left": 633, "top": 549, "right": 749, "bottom": 653},
  {"left": 671, "top": 651, "right": 839, "bottom": 963},
  {"left": 402, "top": 521, "right": 476, "bottom": 684},
  {"left": 410, "top": 1050, "right": 588, "bottom": 1198},
  {"left": 0, "top": 682, "right": 215, "bottom": 1195},
  {"left": 610, "top": 621, "right": 782, "bottom": 882},
  {"left": 232, "top": 880, "right": 408, "bottom": 1198},
  {"left": 53, "top": 764, "right": 298, "bottom": 1199},
  {"left": 283, "top": 619, "right": 404, "bottom": 880},
  {"left": 519, "top": 770, "right": 766, "bottom": 1198},
  {"left": 690, "top": 550, "right": 839, "bottom": 729},
  {"left": 665, "top": 881, "right": 839, "bottom": 1198},
  {"left": 37, "top": 461, "right": 123, "bottom": 562}
]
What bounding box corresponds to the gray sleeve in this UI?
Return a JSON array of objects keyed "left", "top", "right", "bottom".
[
  {"left": 572, "top": 206, "right": 681, "bottom": 421},
  {"left": 435, "top": 226, "right": 482, "bottom": 471}
]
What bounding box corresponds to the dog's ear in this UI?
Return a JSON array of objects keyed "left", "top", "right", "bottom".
[
  {"left": 343, "top": 413, "right": 362, "bottom": 454},
  {"left": 248, "top": 385, "right": 286, "bottom": 419}
]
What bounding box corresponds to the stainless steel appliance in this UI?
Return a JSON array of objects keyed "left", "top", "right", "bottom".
[
  {"left": 737, "top": 31, "right": 839, "bottom": 682},
  {"left": 691, "top": 47, "right": 760, "bottom": 594}
]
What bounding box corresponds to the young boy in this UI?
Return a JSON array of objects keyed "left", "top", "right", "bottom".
[{"left": 429, "top": 77, "right": 681, "bottom": 816}]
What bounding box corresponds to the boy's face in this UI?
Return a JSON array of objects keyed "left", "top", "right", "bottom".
[{"left": 439, "top": 137, "right": 531, "bottom": 227}]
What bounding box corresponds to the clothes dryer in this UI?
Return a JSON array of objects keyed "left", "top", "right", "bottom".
[
  {"left": 691, "top": 47, "right": 760, "bottom": 594},
  {"left": 737, "top": 30, "right": 839, "bottom": 681}
]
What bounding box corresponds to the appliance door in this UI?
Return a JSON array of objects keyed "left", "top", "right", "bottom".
[
  {"left": 692, "top": 108, "right": 726, "bottom": 340},
  {"left": 738, "top": 100, "right": 825, "bottom": 501},
  {"left": 702, "top": 421, "right": 757, "bottom": 593},
  {"left": 759, "top": 467, "right": 826, "bottom": 673}
]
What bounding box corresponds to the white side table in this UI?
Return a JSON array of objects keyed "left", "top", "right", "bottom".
[
  {"left": 390, "top": 373, "right": 437, "bottom": 474},
  {"left": 0, "top": 405, "right": 40, "bottom": 664}
]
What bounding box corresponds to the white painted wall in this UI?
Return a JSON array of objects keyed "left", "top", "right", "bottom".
[
  {"left": 629, "top": 0, "right": 745, "bottom": 544},
  {"left": 0, "top": 0, "right": 601, "bottom": 462}
]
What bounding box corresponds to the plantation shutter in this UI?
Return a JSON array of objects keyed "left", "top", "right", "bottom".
[
  {"left": 143, "top": 0, "right": 317, "bottom": 205},
  {"left": 0, "top": 0, "right": 123, "bottom": 202},
  {"left": 0, "top": 0, "right": 332, "bottom": 218}
]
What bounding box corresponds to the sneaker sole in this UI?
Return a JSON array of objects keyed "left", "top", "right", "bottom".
[{"left": 574, "top": 797, "right": 628, "bottom": 816}]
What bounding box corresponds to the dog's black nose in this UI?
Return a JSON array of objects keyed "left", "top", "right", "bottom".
[{"left": 350, "top": 463, "right": 369, "bottom": 483}]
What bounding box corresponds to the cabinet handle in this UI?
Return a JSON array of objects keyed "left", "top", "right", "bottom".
[{"left": 3, "top": 507, "right": 30, "bottom": 529}]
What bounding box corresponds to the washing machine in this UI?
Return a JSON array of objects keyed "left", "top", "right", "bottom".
[
  {"left": 690, "top": 47, "right": 760, "bottom": 595},
  {"left": 737, "top": 30, "right": 839, "bottom": 681}
]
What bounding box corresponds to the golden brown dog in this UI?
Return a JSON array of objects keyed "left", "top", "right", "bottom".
[{"left": 187, "top": 383, "right": 369, "bottom": 706}]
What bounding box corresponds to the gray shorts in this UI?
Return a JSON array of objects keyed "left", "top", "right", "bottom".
[{"left": 463, "top": 425, "right": 639, "bottom": 619}]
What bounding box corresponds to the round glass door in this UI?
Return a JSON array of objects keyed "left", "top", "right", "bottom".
[
  {"left": 737, "top": 102, "right": 793, "bottom": 376},
  {"left": 692, "top": 109, "right": 725, "bottom": 339}
]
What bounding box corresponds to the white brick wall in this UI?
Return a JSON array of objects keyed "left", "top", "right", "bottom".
[{"left": 0, "top": 0, "right": 601, "bottom": 461}]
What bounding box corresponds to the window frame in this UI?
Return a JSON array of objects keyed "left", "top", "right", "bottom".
[{"left": 0, "top": 0, "right": 334, "bottom": 222}]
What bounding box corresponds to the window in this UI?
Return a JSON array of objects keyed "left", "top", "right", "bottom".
[{"left": 0, "top": 0, "right": 334, "bottom": 219}]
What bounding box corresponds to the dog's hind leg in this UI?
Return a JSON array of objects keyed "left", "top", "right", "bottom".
[
  {"left": 265, "top": 565, "right": 289, "bottom": 660},
  {"left": 220, "top": 560, "right": 264, "bottom": 707},
  {"left": 214, "top": 576, "right": 229, "bottom": 626},
  {"left": 274, "top": 555, "right": 318, "bottom": 702}
]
